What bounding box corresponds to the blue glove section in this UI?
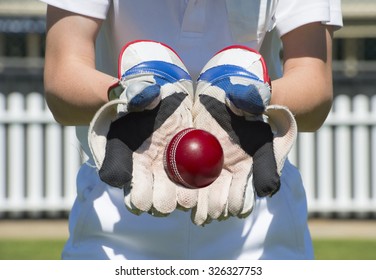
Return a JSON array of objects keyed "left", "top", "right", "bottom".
[
  {"left": 128, "top": 83, "right": 161, "bottom": 111},
  {"left": 121, "top": 61, "right": 191, "bottom": 111},
  {"left": 198, "top": 65, "right": 262, "bottom": 84},
  {"left": 198, "top": 65, "right": 267, "bottom": 115},
  {"left": 218, "top": 78, "right": 265, "bottom": 115},
  {"left": 122, "top": 61, "right": 191, "bottom": 85}
]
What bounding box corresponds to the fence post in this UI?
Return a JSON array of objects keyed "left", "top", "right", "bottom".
[
  {"left": 316, "top": 120, "right": 333, "bottom": 211},
  {"left": 26, "top": 92, "right": 45, "bottom": 215},
  {"left": 353, "top": 95, "right": 370, "bottom": 213},
  {"left": 371, "top": 95, "right": 376, "bottom": 208},
  {"left": 7, "top": 92, "right": 25, "bottom": 216},
  {"left": 333, "top": 95, "right": 352, "bottom": 214},
  {"left": 0, "top": 93, "right": 6, "bottom": 214},
  {"left": 298, "top": 132, "right": 316, "bottom": 210},
  {"left": 45, "top": 114, "right": 63, "bottom": 215}
]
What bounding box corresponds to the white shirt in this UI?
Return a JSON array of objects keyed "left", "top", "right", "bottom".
[{"left": 40, "top": 0, "right": 342, "bottom": 260}]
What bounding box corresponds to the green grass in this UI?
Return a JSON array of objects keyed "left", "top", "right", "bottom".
[
  {"left": 313, "top": 239, "right": 376, "bottom": 260},
  {"left": 0, "top": 239, "right": 65, "bottom": 260},
  {"left": 1, "top": 239, "right": 376, "bottom": 260}
]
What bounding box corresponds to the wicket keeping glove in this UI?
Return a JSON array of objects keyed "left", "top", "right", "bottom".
[
  {"left": 88, "top": 40, "right": 197, "bottom": 216},
  {"left": 192, "top": 46, "right": 297, "bottom": 225}
]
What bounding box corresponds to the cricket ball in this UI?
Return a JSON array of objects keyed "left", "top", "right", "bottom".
[{"left": 163, "top": 128, "right": 224, "bottom": 188}]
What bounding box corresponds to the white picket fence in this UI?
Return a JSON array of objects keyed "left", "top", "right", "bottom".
[
  {"left": 1, "top": 91, "right": 376, "bottom": 217},
  {"left": 0, "top": 92, "right": 83, "bottom": 216},
  {"left": 290, "top": 94, "right": 376, "bottom": 216}
]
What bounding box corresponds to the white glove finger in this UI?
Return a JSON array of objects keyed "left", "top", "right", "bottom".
[
  {"left": 227, "top": 165, "right": 252, "bottom": 216},
  {"left": 124, "top": 148, "right": 155, "bottom": 213},
  {"left": 176, "top": 186, "right": 198, "bottom": 210},
  {"left": 151, "top": 156, "right": 178, "bottom": 215},
  {"left": 238, "top": 173, "right": 256, "bottom": 218},
  {"left": 191, "top": 187, "right": 210, "bottom": 226},
  {"left": 206, "top": 170, "right": 232, "bottom": 220}
]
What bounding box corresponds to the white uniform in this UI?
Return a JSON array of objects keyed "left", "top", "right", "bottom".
[{"left": 41, "top": 0, "right": 342, "bottom": 259}]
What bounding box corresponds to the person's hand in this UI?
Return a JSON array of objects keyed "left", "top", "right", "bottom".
[
  {"left": 191, "top": 46, "right": 297, "bottom": 225},
  {"left": 88, "top": 41, "right": 197, "bottom": 216}
]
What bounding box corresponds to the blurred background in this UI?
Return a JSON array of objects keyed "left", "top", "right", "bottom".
[{"left": 0, "top": 0, "right": 376, "bottom": 259}]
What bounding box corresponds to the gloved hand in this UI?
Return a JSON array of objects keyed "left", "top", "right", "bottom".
[
  {"left": 88, "top": 40, "right": 198, "bottom": 216},
  {"left": 191, "top": 46, "right": 297, "bottom": 225}
]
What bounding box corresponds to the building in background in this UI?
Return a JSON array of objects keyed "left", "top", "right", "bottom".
[
  {"left": 0, "top": 0, "right": 45, "bottom": 94},
  {"left": 334, "top": 0, "right": 376, "bottom": 97}
]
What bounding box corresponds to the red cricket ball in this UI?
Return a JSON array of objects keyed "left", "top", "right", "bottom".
[{"left": 163, "top": 128, "right": 224, "bottom": 188}]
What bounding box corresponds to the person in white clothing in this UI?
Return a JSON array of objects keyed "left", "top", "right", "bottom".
[{"left": 41, "top": 0, "right": 343, "bottom": 259}]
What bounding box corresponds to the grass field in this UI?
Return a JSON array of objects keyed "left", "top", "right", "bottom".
[
  {"left": 0, "top": 239, "right": 65, "bottom": 260},
  {"left": 312, "top": 239, "right": 376, "bottom": 260},
  {"left": 1, "top": 239, "right": 376, "bottom": 260}
]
